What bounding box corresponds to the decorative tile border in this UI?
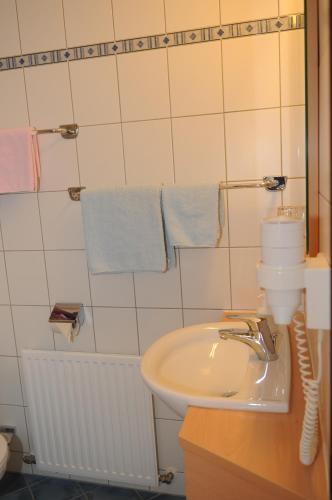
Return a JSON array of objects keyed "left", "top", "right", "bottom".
[{"left": 0, "top": 13, "right": 304, "bottom": 72}]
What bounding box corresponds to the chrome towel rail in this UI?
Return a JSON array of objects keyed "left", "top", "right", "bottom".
[
  {"left": 36, "top": 123, "right": 79, "bottom": 139},
  {"left": 68, "top": 176, "right": 287, "bottom": 201},
  {"left": 219, "top": 176, "right": 287, "bottom": 191}
]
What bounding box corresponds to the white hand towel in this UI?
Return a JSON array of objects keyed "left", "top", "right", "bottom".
[
  {"left": 162, "top": 184, "right": 224, "bottom": 248},
  {"left": 81, "top": 187, "right": 167, "bottom": 273}
]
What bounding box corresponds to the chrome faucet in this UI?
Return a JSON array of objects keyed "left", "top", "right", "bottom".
[{"left": 218, "top": 315, "right": 278, "bottom": 361}]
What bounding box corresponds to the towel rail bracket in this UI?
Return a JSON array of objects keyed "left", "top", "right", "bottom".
[
  {"left": 37, "top": 123, "right": 79, "bottom": 139},
  {"left": 68, "top": 186, "right": 85, "bottom": 201}
]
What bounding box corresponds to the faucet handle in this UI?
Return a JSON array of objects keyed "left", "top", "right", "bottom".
[{"left": 225, "top": 311, "right": 264, "bottom": 321}]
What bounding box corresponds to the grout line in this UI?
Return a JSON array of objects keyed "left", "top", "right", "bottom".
[
  {"left": 60, "top": 0, "right": 69, "bottom": 49},
  {"left": 72, "top": 103, "right": 306, "bottom": 128},
  {"left": 61, "top": 0, "right": 81, "bottom": 191},
  {"left": 1, "top": 244, "right": 266, "bottom": 254},
  {"left": 64, "top": 60, "right": 97, "bottom": 352},
  {"left": 0, "top": 305, "right": 237, "bottom": 311},
  {"left": 177, "top": 250, "right": 185, "bottom": 326},
  {"left": 219, "top": 24, "right": 233, "bottom": 310},
  {"left": 163, "top": 0, "right": 176, "bottom": 185},
  {"left": 111, "top": 0, "right": 128, "bottom": 186},
  {"left": 277, "top": 17, "right": 284, "bottom": 207},
  {"left": 17, "top": 22, "right": 54, "bottom": 359},
  {"left": 66, "top": 60, "right": 82, "bottom": 188},
  {"left": 0, "top": 222, "right": 29, "bottom": 449},
  {"left": 132, "top": 274, "right": 142, "bottom": 356},
  {"left": 110, "top": 0, "right": 140, "bottom": 355},
  {"left": 13, "top": 0, "right": 23, "bottom": 56}
]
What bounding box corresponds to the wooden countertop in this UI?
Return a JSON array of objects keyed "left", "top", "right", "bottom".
[{"left": 179, "top": 325, "right": 327, "bottom": 500}]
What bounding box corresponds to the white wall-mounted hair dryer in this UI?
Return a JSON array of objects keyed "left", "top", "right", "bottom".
[{"left": 257, "top": 215, "right": 305, "bottom": 325}]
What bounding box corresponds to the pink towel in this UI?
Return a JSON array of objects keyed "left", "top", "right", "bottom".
[{"left": 0, "top": 127, "right": 41, "bottom": 193}]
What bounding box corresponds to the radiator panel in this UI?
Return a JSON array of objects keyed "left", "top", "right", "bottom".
[{"left": 22, "top": 350, "right": 158, "bottom": 487}]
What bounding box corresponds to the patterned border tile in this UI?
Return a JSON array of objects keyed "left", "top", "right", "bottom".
[{"left": 0, "top": 13, "right": 304, "bottom": 72}]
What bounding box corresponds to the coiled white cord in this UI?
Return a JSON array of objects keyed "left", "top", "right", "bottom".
[{"left": 293, "top": 312, "right": 324, "bottom": 465}]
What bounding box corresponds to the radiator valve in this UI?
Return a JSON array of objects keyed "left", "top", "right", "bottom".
[{"left": 159, "top": 468, "right": 175, "bottom": 484}]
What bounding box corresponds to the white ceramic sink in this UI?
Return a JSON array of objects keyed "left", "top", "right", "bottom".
[{"left": 141, "top": 321, "right": 290, "bottom": 417}]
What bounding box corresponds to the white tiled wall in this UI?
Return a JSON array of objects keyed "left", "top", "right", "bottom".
[{"left": 0, "top": 0, "right": 305, "bottom": 493}]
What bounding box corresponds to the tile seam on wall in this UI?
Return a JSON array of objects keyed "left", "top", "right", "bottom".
[
  {"left": 25, "top": 105, "right": 304, "bottom": 129},
  {"left": 219, "top": 19, "right": 232, "bottom": 308},
  {"left": 0, "top": 14, "right": 305, "bottom": 72}
]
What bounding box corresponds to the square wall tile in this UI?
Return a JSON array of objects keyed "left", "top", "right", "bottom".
[
  {"left": 25, "top": 63, "right": 73, "bottom": 129},
  {"left": 6, "top": 251, "right": 49, "bottom": 305},
  {"left": 0, "top": 357, "right": 22, "bottom": 405},
  {"left": 220, "top": 0, "right": 278, "bottom": 24},
  {"left": 113, "top": 0, "right": 165, "bottom": 39},
  {"left": 134, "top": 264, "right": 182, "bottom": 308},
  {"left": 180, "top": 248, "right": 231, "bottom": 309},
  {"left": 137, "top": 308, "right": 183, "bottom": 353},
  {"left": 12, "top": 306, "right": 53, "bottom": 354},
  {"left": 183, "top": 309, "right": 224, "bottom": 326},
  {"left": 0, "top": 306, "right": 16, "bottom": 356},
  {"left": 155, "top": 419, "right": 183, "bottom": 471},
  {"left": 63, "top": 0, "right": 114, "bottom": 47},
  {"left": 225, "top": 108, "right": 281, "bottom": 181},
  {"left": 0, "top": 253, "right": 10, "bottom": 304},
  {"left": 117, "top": 49, "right": 170, "bottom": 121},
  {"left": 228, "top": 189, "right": 281, "bottom": 246},
  {"left": 172, "top": 114, "right": 226, "bottom": 183},
  {"left": 54, "top": 306, "right": 95, "bottom": 352},
  {"left": 168, "top": 42, "right": 223, "bottom": 117},
  {"left": 0, "top": 70, "right": 29, "bottom": 128},
  {"left": 319, "top": 195, "right": 331, "bottom": 266},
  {"left": 16, "top": 0, "right": 66, "bottom": 53},
  {"left": 230, "top": 247, "right": 261, "bottom": 309},
  {"left": 223, "top": 33, "right": 280, "bottom": 112},
  {"left": 0, "top": 405, "right": 29, "bottom": 452},
  {"left": 90, "top": 273, "right": 135, "bottom": 307},
  {"left": 0, "top": 194, "right": 43, "bottom": 250},
  {"left": 45, "top": 250, "right": 91, "bottom": 306},
  {"left": 280, "top": 29, "right": 305, "bottom": 106},
  {"left": 282, "top": 178, "right": 306, "bottom": 206},
  {"left": 38, "top": 135, "right": 79, "bottom": 191},
  {"left": 39, "top": 191, "right": 85, "bottom": 250},
  {"left": 281, "top": 106, "right": 305, "bottom": 178},
  {"left": 77, "top": 124, "right": 125, "bottom": 188},
  {"left": 0, "top": 0, "right": 21, "bottom": 57},
  {"left": 122, "top": 119, "right": 174, "bottom": 186},
  {"left": 165, "top": 0, "right": 220, "bottom": 32},
  {"left": 279, "top": 0, "right": 304, "bottom": 15},
  {"left": 94, "top": 307, "right": 139, "bottom": 354},
  {"left": 70, "top": 58, "right": 120, "bottom": 125}
]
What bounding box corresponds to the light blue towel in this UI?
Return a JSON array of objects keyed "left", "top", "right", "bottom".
[
  {"left": 162, "top": 184, "right": 224, "bottom": 248},
  {"left": 81, "top": 187, "right": 167, "bottom": 273}
]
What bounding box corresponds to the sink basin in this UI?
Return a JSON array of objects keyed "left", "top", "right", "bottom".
[{"left": 141, "top": 322, "right": 290, "bottom": 417}]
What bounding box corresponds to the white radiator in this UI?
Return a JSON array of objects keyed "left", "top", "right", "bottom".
[{"left": 22, "top": 350, "right": 158, "bottom": 487}]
